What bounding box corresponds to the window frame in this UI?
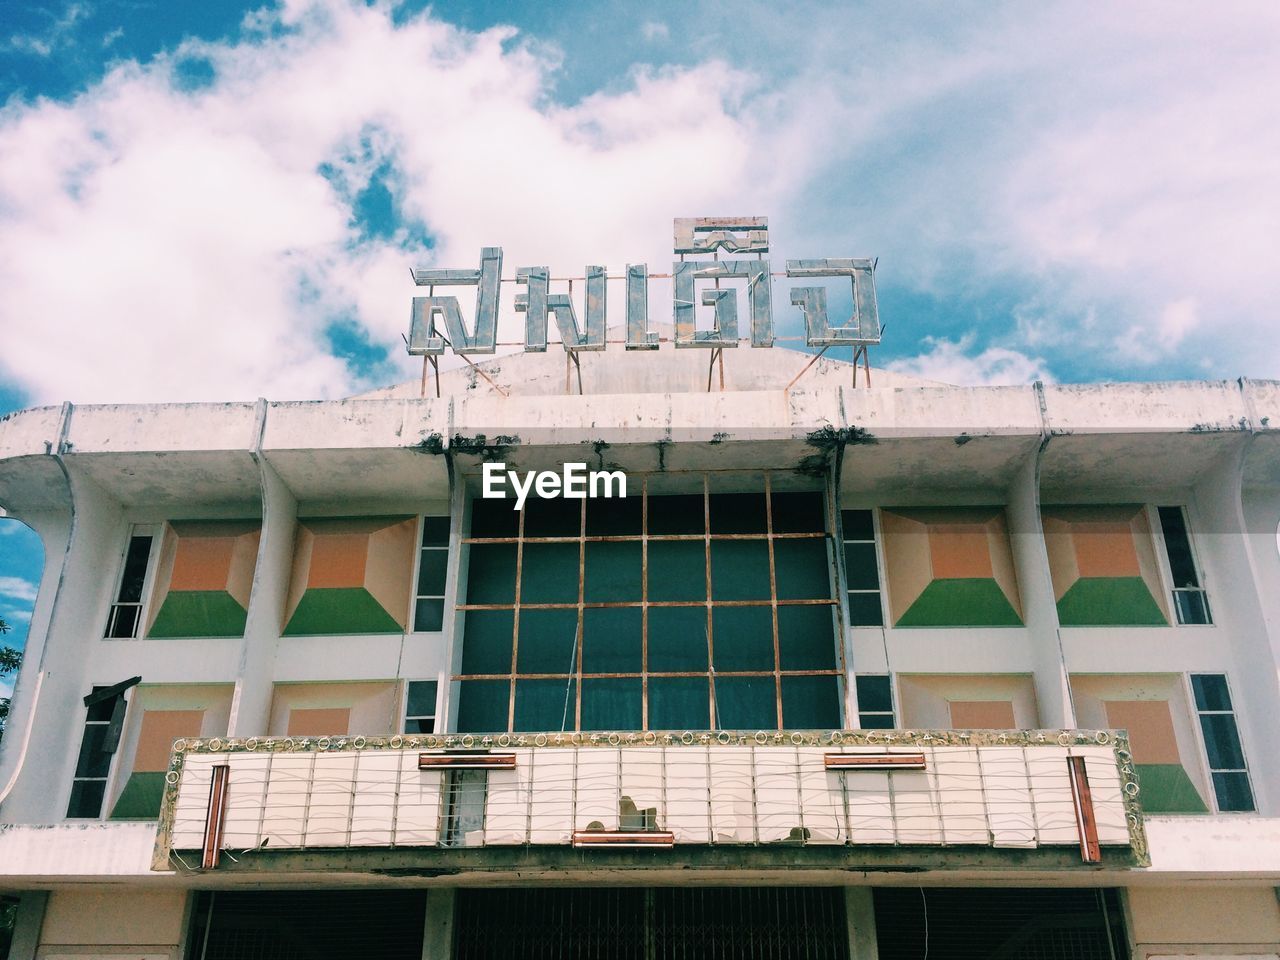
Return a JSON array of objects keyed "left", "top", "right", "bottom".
[
  {"left": 1184, "top": 672, "right": 1256, "bottom": 814},
  {"left": 65, "top": 685, "right": 131, "bottom": 821},
  {"left": 103, "top": 523, "right": 162, "bottom": 640},
  {"left": 409, "top": 512, "right": 453, "bottom": 634},
  {"left": 839, "top": 506, "right": 887, "bottom": 629},
  {"left": 1149, "top": 504, "right": 1213, "bottom": 627},
  {"left": 403, "top": 677, "right": 441, "bottom": 734},
  {"left": 854, "top": 673, "right": 896, "bottom": 729},
  {"left": 452, "top": 472, "right": 845, "bottom": 734}
]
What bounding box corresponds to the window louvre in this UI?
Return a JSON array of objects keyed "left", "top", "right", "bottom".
[
  {"left": 412, "top": 515, "right": 450, "bottom": 632},
  {"left": 841, "top": 509, "right": 884, "bottom": 627},
  {"left": 1157, "top": 506, "right": 1211, "bottom": 625},
  {"left": 1190, "top": 674, "right": 1255, "bottom": 812}
]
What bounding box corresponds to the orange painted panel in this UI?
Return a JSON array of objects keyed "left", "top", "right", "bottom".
[
  {"left": 1105, "top": 700, "right": 1181, "bottom": 764},
  {"left": 929, "top": 524, "right": 994, "bottom": 579},
  {"left": 169, "top": 537, "right": 235, "bottom": 591},
  {"left": 1073, "top": 520, "right": 1142, "bottom": 578},
  {"left": 949, "top": 700, "right": 1016, "bottom": 729},
  {"left": 307, "top": 534, "right": 369, "bottom": 588},
  {"left": 134, "top": 709, "right": 205, "bottom": 772},
  {"left": 287, "top": 707, "right": 352, "bottom": 736}
]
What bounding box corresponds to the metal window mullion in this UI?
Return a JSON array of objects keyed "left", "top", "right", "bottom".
[
  {"left": 641, "top": 477, "right": 649, "bottom": 731},
  {"left": 703, "top": 474, "right": 716, "bottom": 730},
  {"left": 575, "top": 496, "right": 586, "bottom": 732},
  {"left": 507, "top": 505, "right": 526, "bottom": 733},
  {"left": 764, "top": 472, "right": 783, "bottom": 731}
]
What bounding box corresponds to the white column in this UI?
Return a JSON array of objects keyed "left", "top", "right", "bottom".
[
  {"left": 423, "top": 888, "right": 456, "bottom": 959},
  {"left": 845, "top": 888, "right": 878, "bottom": 960}
]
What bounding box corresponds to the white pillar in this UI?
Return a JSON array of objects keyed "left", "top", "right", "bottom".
[
  {"left": 423, "top": 888, "right": 455, "bottom": 959},
  {"left": 845, "top": 887, "right": 878, "bottom": 960}
]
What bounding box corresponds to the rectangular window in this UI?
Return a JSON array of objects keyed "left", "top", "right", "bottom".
[
  {"left": 1157, "top": 506, "right": 1211, "bottom": 625},
  {"left": 404, "top": 680, "right": 438, "bottom": 734},
  {"left": 855, "top": 674, "right": 894, "bottom": 729},
  {"left": 67, "top": 685, "right": 131, "bottom": 818},
  {"left": 842, "top": 509, "right": 884, "bottom": 627},
  {"left": 1191, "top": 674, "right": 1255, "bottom": 812},
  {"left": 105, "top": 529, "right": 156, "bottom": 639},
  {"left": 413, "top": 516, "right": 451, "bottom": 632},
  {"left": 441, "top": 769, "right": 488, "bottom": 846},
  {"left": 455, "top": 473, "right": 842, "bottom": 733}
]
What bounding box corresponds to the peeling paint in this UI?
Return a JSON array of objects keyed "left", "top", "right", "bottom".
[
  {"left": 415, "top": 433, "right": 446, "bottom": 455},
  {"left": 710, "top": 432, "right": 730, "bottom": 444},
  {"left": 797, "top": 424, "right": 875, "bottom": 478},
  {"left": 954, "top": 433, "right": 973, "bottom": 446},
  {"left": 450, "top": 433, "right": 520, "bottom": 461}
]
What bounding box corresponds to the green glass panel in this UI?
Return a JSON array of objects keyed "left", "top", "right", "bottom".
[
  {"left": 406, "top": 680, "right": 438, "bottom": 717},
  {"left": 584, "top": 541, "right": 642, "bottom": 601},
  {"left": 1055, "top": 577, "right": 1167, "bottom": 626},
  {"left": 709, "top": 492, "right": 767, "bottom": 534},
  {"left": 582, "top": 678, "right": 642, "bottom": 731},
  {"left": 470, "top": 498, "right": 518, "bottom": 538},
  {"left": 778, "top": 604, "right": 837, "bottom": 670},
  {"left": 582, "top": 607, "right": 642, "bottom": 673},
  {"left": 516, "top": 609, "right": 579, "bottom": 674},
  {"left": 459, "top": 610, "right": 514, "bottom": 675},
  {"left": 774, "top": 538, "right": 832, "bottom": 600},
  {"left": 421, "top": 516, "right": 450, "bottom": 547},
  {"left": 1191, "top": 674, "right": 1232, "bottom": 711},
  {"left": 520, "top": 543, "right": 580, "bottom": 603},
  {"left": 647, "top": 541, "right": 706, "bottom": 601},
  {"left": 648, "top": 494, "right": 705, "bottom": 535},
  {"left": 648, "top": 607, "right": 708, "bottom": 672},
  {"left": 649, "top": 677, "right": 710, "bottom": 730},
  {"left": 896, "top": 578, "right": 1022, "bottom": 627},
  {"left": 465, "top": 543, "right": 517, "bottom": 604},
  {"left": 1134, "top": 763, "right": 1209, "bottom": 814},
  {"left": 514, "top": 679, "right": 575, "bottom": 732},
  {"left": 413, "top": 598, "right": 444, "bottom": 632},
  {"left": 782, "top": 676, "right": 842, "bottom": 729},
  {"left": 847, "top": 592, "right": 884, "bottom": 627},
  {"left": 771, "top": 492, "right": 825, "bottom": 533},
  {"left": 416, "top": 549, "right": 448, "bottom": 595},
  {"left": 282, "top": 587, "right": 402, "bottom": 635},
  {"left": 1212, "top": 771, "right": 1255, "bottom": 812},
  {"left": 456, "top": 680, "right": 510, "bottom": 733},
  {"left": 711, "top": 606, "right": 774, "bottom": 672},
  {"left": 109, "top": 771, "right": 166, "bottom": 820},
  {"left": 149, "top": 590, "right": 248, "bottom": 638},
  {"left": 843, "top": 541, "right": 880, "bottom": 590},
  {"left": 710, "top": 540, "right": 770, "bottom": 601},
  {"left": 714, "top": 676, "right": 777, "bottom": 729},
  {"left": 1199, "top": 714, "right": 1246, "bottom": 770},
  {"left": 841, "top": 509, "right": 874, "bottom": 541},
  {"left": 855, "top": 675, "right": 892, "bottom": 713},
  {"left": 523, "top": 497, "right": 581, "bottom": 537},
  {"left": 586, "top": 497, "right": 642, "bottom": 536}
]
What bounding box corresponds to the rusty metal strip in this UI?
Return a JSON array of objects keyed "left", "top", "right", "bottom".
[
  {"left": 824, "top": 753, "right": 926, "bottom": 770},
  {"left": 572, "top": 830, "right": 675, "bottom": 848},
  {"left": 418, "top": 753, "right": 517, "bottom": 770},
  {"left": 1068, "top": 755, "right": 1102, "bottom": 863},
  {"left": 201, "top": 763, "right": 230, "bottom": 870}
]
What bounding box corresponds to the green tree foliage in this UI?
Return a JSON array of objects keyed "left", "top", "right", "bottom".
[{"left": 0, "top": 614, "right": 20, "bottom": 746}]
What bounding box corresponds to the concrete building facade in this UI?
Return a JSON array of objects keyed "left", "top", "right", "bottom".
[{"left": 1, "top": 344, "right": 1279, "bottom": 958}]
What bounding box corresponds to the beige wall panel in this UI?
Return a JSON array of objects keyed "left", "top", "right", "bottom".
[
  {"left": 1131, "top": 508, "right": 1172, "bottom": 622},
  {"left": 1041, "top": 515, "right": 1080, "bottom": 602},
  {"left": 1129, "top": 886, "right": 1280, "bottom": 944},
  {"left": 1104, "top": 699, "right": 1181, "bottom": 763},
  {"left": 364, "top": 517, "right": 417, "bottom": 629},
  {"left": 879, "top": 511, "right": 931, "bottom": 624},
  {"left": 144, "top": 525, "right": 180, "bottom": 635},
  {"left": 226, "top": 529, "right": 262, "bottom": 609},
  {"left": 1072, "top": 520, "right": 1142, "bottom": 578},
  {"left": 169, "top": 536, "right": 235, "bottom": 591},
  {"left": 287, "top": 707, "right": 352, "bottom": 736},
  {"left": 985, "top": 511, "right": 1023, "bottom": 619},
  {"left": 40, "top": 890, "right": 186, "bottom": 946},
  {"left": 949, "top": 699, "right": 1016, "bottom": 729},
  {"left": 929, "top": 523, "right": 993, "bottom": 579},
  {"left": 306, "top": 532, "right": 369, "bottom": 588},
  {"left": 283, "top": 524, "right": 314, "bottom": 626},
  {"left": 133, "top": 709, "right": 205, "bottom": 772}
]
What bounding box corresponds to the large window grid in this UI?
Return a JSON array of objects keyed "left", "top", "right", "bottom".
[{"left": 455, "top": 473, "right": 844, "bottom": 733}]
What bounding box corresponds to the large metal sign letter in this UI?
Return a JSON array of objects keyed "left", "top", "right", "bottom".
[
  {"left": 516, "top": 266, "right": 607, "bottom": 352},
  {"left": 626, "top": 264, "right": 658, "bottom": 350},
  {"left": 673, "top": 260, "right": 772, "bottom": 348},
  {"left": 408, "top": 247, "right": 503, "bottom": 355},
  {"left": 787, "top": 258, "right": 881, "bottom": 347}
]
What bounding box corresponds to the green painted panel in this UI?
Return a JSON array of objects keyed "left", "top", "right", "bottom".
[
  {"left": 1056, "top": 577, "right": 1168, "bottom": 626},
  {"left": 895, "top": 578, "right": 1022, "bottom": 627},
  {"left": 148, "top": 590, "right": 247, "bottom": 638},
  {"left": 109, "top": 771, "right": 166, "bottom": 819},
  {"left": 1135, "top": 763, "right": 1209, "bottom": 814},
  {"left": 283, "top": 587, "right": 402, "bottom": 635}
]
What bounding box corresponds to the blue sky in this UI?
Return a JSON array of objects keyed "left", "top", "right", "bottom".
[{"left": 1, "top": 0, "right": 1278, "bottom": 676}]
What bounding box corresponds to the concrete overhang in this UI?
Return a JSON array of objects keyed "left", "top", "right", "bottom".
[{"left": 260, "top": 399, "right": 451, "bottom": 504}]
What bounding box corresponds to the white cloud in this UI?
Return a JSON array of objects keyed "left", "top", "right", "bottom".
[
  {"left": 887, "top": 335, "right": 1052, "bottom": 387},
  {"left": 1, "top": 607, "right": 33, "bottom": 624},
  {"left": 0, "top": 577, "right": 38, "bottom": 604},
  {"left": 3, "top": 2, "right": 88, "bottom": 57},
  {"left": 641, "top": 22, "right": 669, "bottom": 42},
  {"left": 0, "top": 1, "right": 799, "bottom": 405}
]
